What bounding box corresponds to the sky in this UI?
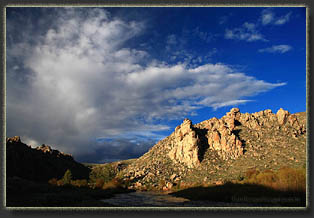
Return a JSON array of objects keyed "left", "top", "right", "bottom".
[{"left": 6, "top": 7, "right": 306, "bottom": 163}]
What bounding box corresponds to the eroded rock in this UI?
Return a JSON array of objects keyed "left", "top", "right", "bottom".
[
  {"left": 276, "top": 108, "right": 290, "bottom": 125},
  {"left": 168, "top": 119, "right": 200, "bottom": 168}
]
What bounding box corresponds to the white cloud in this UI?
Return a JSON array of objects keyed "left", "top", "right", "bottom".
[
  {"left": 261, "top": 10, "right": 274, "bottom": 25},
  {"left": 225, "top": 8, "right": 292, "bottom": 43},
  {"left": 211, "top": 100, "right": 253, "bottom": 110},
  {"left": 274, "top": 12, "right": 292, "bottom": 25},
  {"left": 7, "top": 8, "right": 286, "bottom": 161},
  {"left": 225, "top": 22, "right": 266, "bottom": 42},
  {"left": 261, "top": 9, "right": 292, "bottom": 26},
  {"left": 258, "top": 45, "right": 292, "bottom": 53}
]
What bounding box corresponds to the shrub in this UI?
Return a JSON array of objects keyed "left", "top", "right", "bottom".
[
  {"left": 89, "top": 164, "right": 116, "bottom": 185},
  {"left": 255, "top": 170, "right": 277, "bottom": 187},
  {"left": 62, "top": 169, "right": 72, "bottom": 185},
  {"left": 102, "top": 178, "right": 122, "bottom": 189},
  {"left": 245, "top": 168, "right": 260, "bottom": 180},
  {"left": 242, "top": 167, "right": 306, "bottom": 193},
  {"left": 79, "top": 179, "right": 88, "bottom": 187},
  {"left": 95, "top": 178, "right": 105, "bottom": 189},
  {"left": 48, "top": 178, "right": 58, "bottom": 186},
  {"left": 158, "top": 179, "right": 166, "bottom": 188},
  {"left": 276, "top": 167, "right": 306, "bottom": 192},
  {"left": 56, "top": 179, "right": 64, "bottom": 186}
]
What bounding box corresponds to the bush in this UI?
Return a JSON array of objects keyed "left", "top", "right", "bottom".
[
  {"left": 62, "top": 169, "right": 72, "bottom": 185},
  {"left": 70, "top": 179, "right": 88, "bottom": 188},
  {"left": 276, "top": 167, "right": 306, "bottom": 192},
  {"left": 255, "top": 170, "right": 276, "bottom": 187},
  {"left": 245, "top": 168, "right": 260, "bottom": 180},
  {"left": 95, "top": 178, "right": 105, "bottom": 189},
  {"left": 242, "top": 167, "right": 306, "bottom": 192},
  {"left": 48, "top": 178, "right": 58, "bottom": 186},
  {"left": 56, "top": 179, "right": 64, "bottom": 186},
  {"left": 102, "top": 178, "right": 122, "bottom": 190},
  {"left": 89, "top": 164, "right": 116, "bottom": 185}
]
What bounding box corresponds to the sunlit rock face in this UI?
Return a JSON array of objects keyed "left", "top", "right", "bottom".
[
  {"left": 118, "top": 107, "right": 306, "bottom": 191},
  {"left": 206, "top": 108, "right": 243, "bottom": 160},
  {"left": 276, "top": 108, "right": 290, "bottom": 125},
  {"left": 168, "top": 119, "right": 200, "bottom": 168}
]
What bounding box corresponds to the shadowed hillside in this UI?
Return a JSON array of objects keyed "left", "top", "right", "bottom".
[{"left": 6, "top": 136, "right": 91, "bottom": 182}]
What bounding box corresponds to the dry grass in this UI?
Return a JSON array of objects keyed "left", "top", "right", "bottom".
[
  {"left": 242, "top": 166, "right": 306, "bottom": 192},
  {"left": 102, "top": 178, "right": 123, "bottom": 190}
]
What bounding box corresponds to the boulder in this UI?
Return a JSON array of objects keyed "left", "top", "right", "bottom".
[{"left": 276, "top": 108, "right": 290, "bottom": 125}]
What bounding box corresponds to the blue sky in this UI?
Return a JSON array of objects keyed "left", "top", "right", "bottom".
[{"left": 6, "top": 7, "right": 306, "bottom": 163}]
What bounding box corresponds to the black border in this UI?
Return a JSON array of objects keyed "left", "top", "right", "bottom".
[{"left": 0, "top": 0, "right": 313, "bottom": 217}]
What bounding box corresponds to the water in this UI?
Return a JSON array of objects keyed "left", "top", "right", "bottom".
[{"left": 101, "top": 191, "right": 267, "bottom": 207}]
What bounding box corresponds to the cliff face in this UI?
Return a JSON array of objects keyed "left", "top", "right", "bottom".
[
  {"left": 168, "top": 118, "right": 200, "bottom": 168},
  {"left": 6, "top": 136, "right": 90, "bottom": 182},
  {"left": 120, "top": 108, "right": 306, "bottom": 190}
]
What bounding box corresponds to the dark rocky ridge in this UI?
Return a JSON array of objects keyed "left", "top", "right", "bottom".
[
  {"left": 6, "top": 136, "right": 90, "bottom": 182},
  {"left": 119, "top": 108, "right": 306, "bottom": 191}
]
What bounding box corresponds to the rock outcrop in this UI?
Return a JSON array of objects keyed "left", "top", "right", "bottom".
[
  {"left": 120, "top": 107, "right": 306, "bottom": 191},
  {"left": 168, "top": 119, "right": 200, "bottom": 168},
  {"left": 6, "top": 137, "right": 90, "bottom": 182},
  {"left": 205, "top": 108, "right": 244, "bottom": 160},
  {"left": 276, "top": 108, "right": 290, "bottom": 125}
]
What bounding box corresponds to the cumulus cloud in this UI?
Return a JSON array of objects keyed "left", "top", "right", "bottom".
[
  {"left": 258, "top": 45, "right": 292, "bottom": 53},
  {"left": 225, "top": 22, "right": 266, "bottom": 42},
  {"left": 261, "top": 9, "right": 291, "bottom": 25},
  {"left": 7, "top": 8, "right": 286, "bottom": 162}
]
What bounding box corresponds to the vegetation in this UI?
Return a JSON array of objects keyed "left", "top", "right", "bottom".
[
  {"left": 6, "top": 176, "right": 133, "bottom": 207},
  {"left": 89, "top": 164, "right": 116, "bottom": 185},
  {"left": 170, "top": 166, "right": 306, "bottom": 206},
  {"left": 241, "top": 166, "right": 306, "bottom": 192},
  {"left": 62, "top": 169, "right": 72, "bottom": 185}
]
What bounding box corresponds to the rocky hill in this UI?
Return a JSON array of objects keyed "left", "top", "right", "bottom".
[
  {"left": 118, "top": 108, "right": 306, "bottom": 191},
  {"left": 6, "top": 136, "right": 90, "bottom": 182}
]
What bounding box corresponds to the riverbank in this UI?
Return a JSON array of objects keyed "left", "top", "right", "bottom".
[
  {"left": 100, "top": 190, "right": 295, "bottom": 207},
  {"left": 169, "top": 182, "right": 306, "bottom": 207},
  {"left": 6, "top": 177, "right": 134, "bottom": 207}
]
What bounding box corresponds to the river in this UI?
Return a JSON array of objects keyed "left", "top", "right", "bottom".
[{"left": 101, "top": 191, "right": 274, "bottom": 207}]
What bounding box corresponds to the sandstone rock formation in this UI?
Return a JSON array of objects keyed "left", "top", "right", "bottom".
[
  {"left": 205, "top": 108, "right": 243, "bottom": 160},
  {"left": 168, "top": 119, "right": 200, "bottom": 168},
  {"left": 276, "top": 108, "right": 290, "bottom": 125},
  {"left": 120, "top": 107, "right": 306, "bottom": 191}
]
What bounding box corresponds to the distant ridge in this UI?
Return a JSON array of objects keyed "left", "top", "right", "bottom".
[{"left": 6, "top": 136, "right": 90, "bottom": 182}]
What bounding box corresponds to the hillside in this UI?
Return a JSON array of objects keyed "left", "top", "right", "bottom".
[
  {"left": 118, "top": 108, "right": 306, "bottom": 191},
  {"left": 6, "top": 136, "right": 90, "bottom": 182}
]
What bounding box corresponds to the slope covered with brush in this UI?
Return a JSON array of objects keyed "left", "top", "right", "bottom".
[{"left": 118, "top": 108, "right": 306, "bottom": 191}]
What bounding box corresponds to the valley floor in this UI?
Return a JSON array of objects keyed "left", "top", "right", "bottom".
[{"left": 6, "top": 177, "right": 305, "bottom": 208}]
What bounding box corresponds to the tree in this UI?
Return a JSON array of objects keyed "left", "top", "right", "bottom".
[{"left": 62, "top": 169, "right": 72, "bottom": 185}]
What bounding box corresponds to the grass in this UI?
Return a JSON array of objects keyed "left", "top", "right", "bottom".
[
  {"left": 170, "top": 166, "right": 306, "bottom": 207},
  {"left": 241, "top": 166, "right": 306, "bottom": 193}
]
